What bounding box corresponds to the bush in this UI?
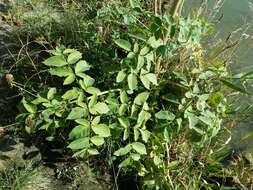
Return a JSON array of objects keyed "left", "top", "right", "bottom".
[{"left": 12, "top": 0, "right": 248, "bottom": 189}]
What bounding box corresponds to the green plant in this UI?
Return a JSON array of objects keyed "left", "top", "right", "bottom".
[{"left": 14, "top": 1, "right": 244, "bottom": 189}]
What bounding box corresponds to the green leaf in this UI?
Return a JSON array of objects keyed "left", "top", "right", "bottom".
[
  {"left": 43, "top": 55, "right": 68, "bottom": 67},
  {"left": 120, "top": 91, "right": 129, "bottom": 103},
  {"left": 129, "top": 0, "right": 140, "bottom": 9},
  {"left": 93, "top": 102, "right": 110, "bottom": 114},
  {"left": 47, "top": 87, "right": 56, "bottom": 100},
  {"left": 75, "top": 60, "right": 91, "bottom": 74},
  {"left": 140, "top": 129, "right": 151, "bottom": 143},
  {"left": 92, "top": 124, "right": 111, "bottom": 137},
  {"left": 123, "top": 128, "right": 130, "bottom": 141},
  {"left": 79, "top": 76, "right": 95, "bottom": 88},
  {"left": 62, "top": 88, "right": 79, "bottom": 100},
  {"left": 116, "top": 70, "right": 127, "bottom": 83},
  {"left": 115, "top": 39, "right": 131, "bottom": 52},
  {"left": 118, "top": 117, "right": 130, "bottom": 128},
  {"left": 132, "top": 142, "right": 147, "bottom": 155},
  {"left": 67, "top": 51, "right": 82, "bottom": 64},
  {"left": 119, "top": 104, "right": 128, "bottom": 116},
  {"left": 146, "top": 73, "right": 158, "bottom": 85},
  {"left": 68, "top": 137, "right": 89, "bottom": 150},
  {"left": 140, "top": 74, "right": 150, "bottom": 89},
  {"left": 75, "top": 119, "right": 90, "bottom": 127},
  {"left": 133, "top": 42, "right": 139, "bottom": 53},
  {"left": 114, "top": 145, "right": 132, "bottom": 156},
  {"left": 87, "top": 148, "right": 99, "bottom": 155},
  {"left": 134, "top": 92, "right": 149, "bottom": 105},
  {"left": 22, "top": 98, "right": 36, "bottom": 113},
  {"left": 131, "top": 154, "right": 141, "bottom": 161},
  {"left": 63, "top": 48, "right": 76, "bottom": 54},
  {"left": 85, "top": 87, "right": 101, "bottom": 95},
  {"left": 67, "top": 107, "right": 86, "bottom": 120},
  {"left": 91, "top": 116, "right": 100, "bottom": 126},
  {"left": 90, "top": 136, "right": 105, "bottom": 146},
  {"left": 134, "top": 128, "right": 140, "bottom": 141},
  {"left": 137, "top": 55, "right": 145, "bottom": 71},
  {"left": 140, "top": 46, "right": 150, "bottom": 56},
  {"left": 32, "top": 95, "right": 48, "bottom": 105},
  {"left": 155, "top": 111, "right": 175, "bottom": 120},
  {"left": 88, "top": 94, "right": 97, "bottom": 109},
  {"left": 63, "top": 74, "right": 75, "bottom": 85},
  {"left": 137, "top": 110, "right": 151, "bottom": 124},
  {"left": 49, "top": 67, "right": 73, "bottom": 77},
  {"left": 47, "top": 49, "right": 62, "bottom": 56},
  {"left": 128, "top": 73, "right": 138, "bottom": 91},
  {"left": 69, "top": 125, "right": 89, "bottom": 140},
  {"left": 119, "top": 157, "right": 131, "bottom": 168}
]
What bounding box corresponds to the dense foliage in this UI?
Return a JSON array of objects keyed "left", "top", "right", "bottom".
[{"left": 5, "top": 0, "right": 250, "bottom": 189}]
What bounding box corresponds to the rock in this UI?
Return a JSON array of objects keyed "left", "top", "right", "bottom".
[{"left": 0, "top": 135, "right": 26, "bottom": 170}]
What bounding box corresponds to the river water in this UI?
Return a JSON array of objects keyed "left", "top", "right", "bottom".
[{"left": 185, "top": 0, "right": 253, "bottom": 153}]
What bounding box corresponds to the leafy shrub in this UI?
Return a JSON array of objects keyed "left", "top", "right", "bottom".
[{"left": 14, "top": 1, "right": 241, "bottom": 189}]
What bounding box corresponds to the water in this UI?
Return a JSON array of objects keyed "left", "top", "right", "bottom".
[
  {"left": 185, "top": 0, "right": 253, "bottom": 153},
  {"left": 185, "top": 0, "right": 253, "bottom": 73}
]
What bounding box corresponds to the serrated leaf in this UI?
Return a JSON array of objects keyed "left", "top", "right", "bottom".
[
  {"left": 67, "top": 51, "right": 82, "bottom": 64},
  {"left": 93, "top": 102, "right": 110, "bottom": 114},
  {"left": 49, "top": 67, "right": 73, "bottom": 77},
  {"left": 68, "top": 137, "right": 89, "bottom": 150},
  {"left": 67, "top": 107, "right": 86, "bottom": 120},
  {"left": 43, "top": 55, "right": 68, "bottom": 67},
  {"left": 132, "top": 142, "right": 147, "bottom": 155},
  {"left": 128, "top": 73, "right": 138, "bottom": 91},
  {"left": 75, "top": 60, "right": 91, "bottom": 74},
  {"left": 118, "top": 117, "right": 130, "bottom": 128},
  {"left": 63, "top": 74, "right": 75, "bottom": 85},
  {"left": 134, "top": 92, "right": 149, "bottom": 105},
  {"left": 155, "top": 110, "right": 175, "bottom": 120},
  {"left": 114, "top": 145, "right": 132, "bottom": 156},
  {"left": 116, "top": 70, "right": 127, "bottom": 83},
  {"left": 90, "top": 136, "right": 105, "bottom": 146},
  {"left": 92, "top": 124, "right": 111, "bottom": 137},
  {"left": 47, "top": 87, "right": 56, "bottom": 100},
  {"left": 115, "top": 39, "right": 131, "bottom": 52}
]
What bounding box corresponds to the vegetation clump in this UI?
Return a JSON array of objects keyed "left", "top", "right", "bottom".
[{"left": 1, "top": 0, "right": 252, "bottom": 189}]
